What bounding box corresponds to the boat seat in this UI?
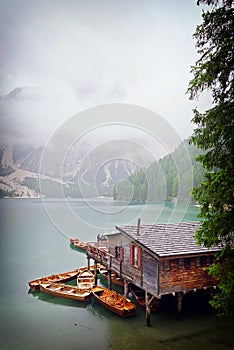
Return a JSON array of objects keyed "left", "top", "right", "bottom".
[{"left": 54, "top": 286, "right": 62, "bottom": 291}]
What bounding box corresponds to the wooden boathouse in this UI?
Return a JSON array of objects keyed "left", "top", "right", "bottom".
[{"left": 86, "top": 220, "right": 220, "bottom": 326}]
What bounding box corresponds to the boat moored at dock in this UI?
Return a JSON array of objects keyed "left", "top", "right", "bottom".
[
  {"left": 129, "top": 283, "right": 159, "bottom": 311},
  {"left": 99, "top": 265, "right": 124, "bottom": 287},
  {"left": 28, "top": 269, "right": 79, "bottom": 290},
  {"left": 39, "top": 282, "right": 92, "bottom": 301},
  {"left": 77, "top": 269, "right": 95, "bottom": 290},
  {"left": 70, "top": 237, "right": 88, "bottom": 251},
  {"left": 92, "top": 286, "right": 136, "bottom": 317}
]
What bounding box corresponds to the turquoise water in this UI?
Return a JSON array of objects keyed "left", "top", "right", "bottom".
[{"left": 0, "top": 198, "right": 233, "bottom": 350}]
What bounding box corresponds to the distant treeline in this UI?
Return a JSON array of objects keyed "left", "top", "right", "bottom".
[
  {"left": 113, "top": 140, "right": 204, "bottom": 202},
  {"left": 22, "top": 177, "right": 82, "bottom": 198},
  {"left": 0, "top": 188, "right": 15, "bottom": 198}
]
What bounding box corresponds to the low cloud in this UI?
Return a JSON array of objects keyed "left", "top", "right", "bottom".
[{"left": 0, "top": 0, "right": 208, "bottom": 148}]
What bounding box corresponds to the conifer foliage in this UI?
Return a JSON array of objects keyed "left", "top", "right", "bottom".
[{"left": 188, "top": 0, "right": 234, "bottom": 316}]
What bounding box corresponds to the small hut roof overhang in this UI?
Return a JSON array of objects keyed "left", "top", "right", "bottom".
[{"left": 115, "top": 222, "right": 221, "bottom": 258}]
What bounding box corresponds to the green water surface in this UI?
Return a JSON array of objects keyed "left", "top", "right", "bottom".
[{"left": 0, "top": 198, "right": 233, "bottom": 350}]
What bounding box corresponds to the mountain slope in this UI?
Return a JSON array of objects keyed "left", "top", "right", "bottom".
[
  {"left": 0, "top": 144, "right": 143, "bottom": 198},
  {"left": 113, "top": 140, "right": 204, "bottom": 202}
]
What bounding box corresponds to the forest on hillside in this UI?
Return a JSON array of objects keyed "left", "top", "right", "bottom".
[{"left": 113, "top": 140, "right": 204, "bottom": 202}]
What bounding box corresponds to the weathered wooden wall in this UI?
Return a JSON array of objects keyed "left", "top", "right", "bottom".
[
  {"left": 142, "top": 252, "right": 159, "bottom": 296},
  {"left": 108, "top": 233, "right": 142, "bottom": 285},
  {"left": 159, "top": 256, "right": 217, "bottom": 295}
]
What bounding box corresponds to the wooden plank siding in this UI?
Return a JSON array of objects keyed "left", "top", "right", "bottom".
[
  {"left": 108, "top": 233, "right": 142, "bottom": 284},
  {"left": 142, "top": 252, "right": 159, "bottom": 296},
  {"left": 159, "top": 255, "right": 217, "bottom": 295},
  {"left": 107, "top": 233, "right": 159, "bottom": 296}
]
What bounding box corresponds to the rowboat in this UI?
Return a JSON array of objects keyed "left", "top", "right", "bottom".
[
  {"left": 70, "top": 237, "right": 79, "bottom": 244},
  {"left": 80, "top": 264, "right": 100, "bottom": 274},
  {"left": 129, "top": 283, "right": 159, "bottom": 311},
  {"left": 92, "top": 286, "right": 136, "bottom": 317},
  {"left": 73, "top": 241, "right": 88, "bottom": 251},
  {"left": 99, "top": 265, "right": 124, "bottom": 287},
  {"left": 39, "top": 282, "right": 92, "bottom": 301},
  {"left": 70, "top": 237, "right": 88, "bottom": 251},
  {"left": 28, "top": 269, "right": 79, "bottom": 290},
  {"left": 77, "top": 269, "right": 95, "bottom": 290}
]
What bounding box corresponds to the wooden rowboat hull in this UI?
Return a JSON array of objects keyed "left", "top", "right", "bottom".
[
  {"left": 28, "top": 265, "right": 100, "bottom": 290},
  {"left": 77, "top": 269, "right": 95, "bottom": 290},
  {"left": 129, "top": 284, "right": 158, "bottom": 312},
  {"left": 73, "top": 243, "right": 87, "bottom": 251},
  {"left": 70, "top": 240, "right": 88, "bottom": 251},
  {"left": 39, "top": 283, "right": 92, "bottom": 301},
  {"left": 92, "top": 286, "right": 136, "bottom": 317},
  {"left": 70, "top": 238, "right": 79, "bottom": 244},
  {"left": 99, "top": 267, "right": 124, "bottom": 287},
  {"left": 79, "top": 264, "right": 100, "bottom": 274},
  {"left": 28, "top": 269, "right": 79, "bottom": 290}
]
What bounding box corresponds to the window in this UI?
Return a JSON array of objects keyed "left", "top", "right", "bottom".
[
  {"left": 115, "top": 246, "right": 120, "bottom": 259},
  {"left": 163, "top": 260, "right": 170, "bottom": 271},
  {"left": 201, "top": 255, "right": 211, "bottom": 266},
  {"left": 130, "top": 244, "right": 142, "bottom": 269},
  {"left": 115, "top": 246, "right": 124, "bottom": 261},
  {"left": 196, "top": 256, "right": 201, "bottom": 267},
  {"left": 184, "top": 258, "right": 190, "bottom": 269},
  {"left": 178, "top": 258, "right": 184, "bottom": 268},
  {"left": 206, "top": 256, "right": 211, "bottom": 265}
]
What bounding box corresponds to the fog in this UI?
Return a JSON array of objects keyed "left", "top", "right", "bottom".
[{"left": 0, "top": 0, "right": 211, "bottom": 150}]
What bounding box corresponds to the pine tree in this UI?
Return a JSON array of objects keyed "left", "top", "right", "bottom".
[{"left": 188, "top": 0, "right": 234, "bottom": 316}]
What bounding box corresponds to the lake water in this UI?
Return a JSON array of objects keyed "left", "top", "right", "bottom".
[{"left": 0, "top": 198, "right": 233, "bottom": 350}]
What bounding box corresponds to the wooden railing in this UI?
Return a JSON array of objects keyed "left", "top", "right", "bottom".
[{"left": 87, "top": 243, "right": 109, "bottom": 266}]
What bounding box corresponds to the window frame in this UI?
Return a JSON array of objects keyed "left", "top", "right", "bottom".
[
  {"left": 178, "top": 258, "right": 184, "bottom": 269},
  {"left": 184, "top": 258, "right": 190, "bottom": 269},
  {"left": 196, "top": 256, "right": 201, "bottom": 267},
  {"left": 163, "top": 259, "right": 170, "bottom": 271},
  {"left": 206, "top": 255, "right": 211, "bottom": 265},
  {"left": 115, "top": 246, "right": 124, "bottom": 261},
  {"left": 130, "top": 243, "right": 142, "bottom": 269}
]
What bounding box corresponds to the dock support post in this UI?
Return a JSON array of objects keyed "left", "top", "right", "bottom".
[
  {"left": 94, "top": 260, "right": 98, "bottom": 285},
  {"left": 145, "top": 292, "right": 152, "bottom": 327},
  {"left": 108, "top": 270, "right": 112, "bottom": 290},
  {"left": 124, "top": 279, "right": 128, "bottom": 298},
  {"left": 176, "top": 292, "right": 183, "bottom": 319},
  {"left": 87, "top": 256, "right": 90, "bottom": 270}
]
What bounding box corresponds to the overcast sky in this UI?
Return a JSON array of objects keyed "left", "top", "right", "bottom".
[{"left": 0, "top": 0, "right": 211, "bottom": 147}]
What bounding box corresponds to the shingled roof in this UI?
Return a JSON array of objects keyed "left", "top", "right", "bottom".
[{"left": 116, "top": 222, "right": 221, "bottom": 258}]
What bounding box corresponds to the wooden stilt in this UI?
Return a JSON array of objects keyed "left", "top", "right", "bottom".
[
  {"left": 124, "top": 279, "right": 128, "bottom": 298},
  {"left": 176, "top": 292, "right": 183, "bottom": 320},
  {"left": 108, "top": 269, "right": 112, "bottom": 290},
  {"left": 87, "top": 257, "right": 90, "bottom": 270},
  {"left": 208, "top": 286, "right": 214, "bottom": 299},
  {"left": 94, "top": 260, "right": 98, "bottom": 285},
  {"left": 145, "top": 291, "right": 152, "bottom": 327},
  {"left": 149, "top": 295, "right": 156, "bottom": 305}
]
